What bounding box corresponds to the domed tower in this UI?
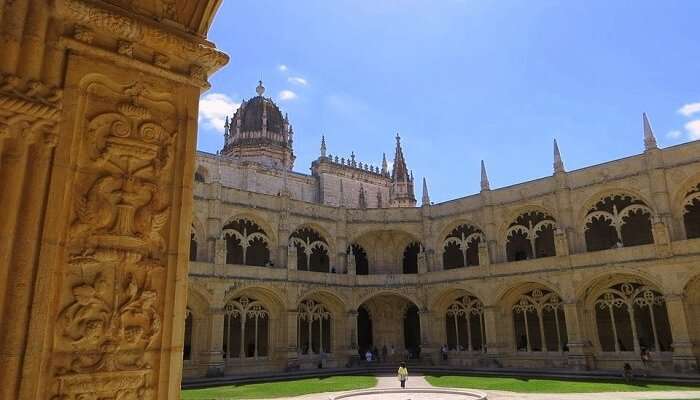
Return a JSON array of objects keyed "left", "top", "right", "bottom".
[{"left": 221, "top": 81, "right": 295, "bottom": 169}]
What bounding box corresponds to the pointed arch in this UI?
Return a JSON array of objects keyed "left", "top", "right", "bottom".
[
  {"left": 222, "top": 217, "right": 271, "bottom": 266},
  {"left": 442, "top": 223, "right": 484, "bottom": 269}
]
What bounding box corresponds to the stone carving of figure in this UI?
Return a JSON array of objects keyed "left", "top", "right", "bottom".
[
  {"left": 287, "top": 241, "right": 298, "bottom": 270},
  {"left": 347, "top": 248, "right": 356, "bottom": 275}
]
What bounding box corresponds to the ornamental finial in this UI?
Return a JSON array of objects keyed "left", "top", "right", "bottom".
[{"left": 256, "top": 80, "right": 265, "bottom": 96}]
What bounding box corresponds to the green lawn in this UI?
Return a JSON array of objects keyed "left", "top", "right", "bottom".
[
  {"left": 181, "top": 375, "right": 377, "bottom": 399},
  {"left": 426, "top": 375, "right": 700, "bottom": 394}
]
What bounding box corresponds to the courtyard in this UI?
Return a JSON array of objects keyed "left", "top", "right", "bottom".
[{"left": 182, "top": 374, "right": 700, "bottom": 400}]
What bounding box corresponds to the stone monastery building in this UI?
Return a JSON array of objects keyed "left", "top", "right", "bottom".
[{"left": 183, "top": 81, "right": 700, "bottom": 378}]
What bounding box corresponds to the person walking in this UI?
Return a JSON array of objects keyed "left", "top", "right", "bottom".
[{"left": 397, "top": 362, "right": 408, "bottom": 388}]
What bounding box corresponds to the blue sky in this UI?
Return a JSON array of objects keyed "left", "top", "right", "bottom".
[{"left": 198, "top": 0, "right": 700, "bottom": 203}]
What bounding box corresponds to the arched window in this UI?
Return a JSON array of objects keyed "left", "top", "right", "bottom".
[
  {"left": 595, "top": 283, "right": 672, "bottom": 353},
  {"left": 223, "top": 219, "right": 271, "bottom": 266},
  {"left": 443, "top": 224, "right": 483, "bottom": 269},
  {"left": 512, "top": 289, "right": 567, "bottom": 352},
  {"left": 189, "top": 226, "right": 198, "bottom": 262},
  {"left": 584, "top": 194, "right": 653, "bottom": 251},
  {"left": 445, "top": 295, "right": 485, "bottom": 352},
  {"left": 290, "top": 227, "right": 329, "bottom": 272},
  {"left": 222, "top": 297, "right": 269, "bottom": 359},
  {"left": 403, "top": 242, "right": 421, "bottom": 274},
  {"left": 683, "top": 184, "right": 700, "bottom": 239},
  {"left": 297, "top": 299, "right": 332, "bottom": 354},
  {"left": 194, "top": 171, "right": 205, "bottom": 183},
  {"left": 506, "top": 212, "right": 556, "bottom": 262},
  {"left": 348, "top": 244, "right": 368, "bottom": 275},
  {"left": 183, "top": 308, "right": 193, "bottom": 360}
]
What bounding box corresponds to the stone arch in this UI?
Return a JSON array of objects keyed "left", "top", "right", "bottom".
[
  {"left": 441, "top": 222, "right": 485, "bottom": 269},
  {"left": 290, "top": 225, "right": 331, "bottom": 272},
  {"left": 503, "top": 207, "right": 557, "bottom": 262},
  {"left": 435, "top": 218, "right": 485, "bottom": 249},
  {"left": 349, "top": 229, "right": 421, "bottom": 274},
  {"left": 222, "top": 216, "right": 273, "bottom": 267},
  {"left": 578, "top": 189, "right": 656, "bottom": 251},
  {"left": 497, "top": 281, "right": 567, "bottom": 353},
  {"left": 221, "top": 286, "right": 286, "bottom": 361},
  {"left": 297, "top": 290, "right": 347, "bottom": 355},
  {"left": 679, "top": 182, "right": 700, "bottom": 239},
  {"left": 184, "top": 286, "right": 211, "bottom": 364},
  {"left": 580, "top": 273, "right": 672, "bottom": 355},
  {"left": 347, "top": 243, "right": 369, "bottom": 275},
  {"left": 355, "top": 289, "right": 424, "bottom": 311},
  {"left": 432, "top": 288, "right": 487, "bottom": 352}
]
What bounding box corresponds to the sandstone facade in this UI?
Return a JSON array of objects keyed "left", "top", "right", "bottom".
[{"left": 184, "top": 110, "right": 700, "bottom": 378}]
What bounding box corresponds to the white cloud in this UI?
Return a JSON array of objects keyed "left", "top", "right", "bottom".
[
  {"left": 278, "top": 90, "right": 298, "bottom": 101},
  {"left": 679, "top": 102, "right": 700, "bottom": 117},
  {"left": 685, "top": 120, "right": 700, "bottom": 140},
  {"left": 278, "top": 64, "right": 288, "bottom": 72},
  {"left": 198, "top": 93, "right": 239, "bottom": 133},
  {"left": 667, "top": 130, "right": 682, "bottom": 139},
  {"left": 288, "top": 76, "right": 308, "bottom": 86}
]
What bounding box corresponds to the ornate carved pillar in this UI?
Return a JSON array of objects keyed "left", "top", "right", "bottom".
[
  {"left": 483, "top": 305, "right": 504, "bottom": 355},
  {"left": 346, "top": 310, "right": 359, "bottom": 357},
  {"left": 0, "top": 1, "right": 228, "bottom": 399},
  {"left": 418, "top": 308, "right": 437, "bottom": 363},
  {"left": 665, "top": 294, "right": 698, "bottom": 372},
  {"left": 563, "top": 302, "right": 595, "bottom": 370}
]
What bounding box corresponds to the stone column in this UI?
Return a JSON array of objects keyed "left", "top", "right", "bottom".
[
  {"left": 200, "top": 307, "right": 226, "bottom": 377},
  {"left": 346, "top": 310, "right": 359, "bottom": 365},
  {"left": 483, "top": 305, "right": 504, "bottom": 356},
  {"left": 215, "top": 237, "right": 227, "bottom": 265},
  {"left": 285, "top": 309, "right": 300, "bottom": 369},
  {"left": 563, "top": 302, "right": 595, "bottom": 370},
  {"left": 418, "top": 309, "right": 437, "bottom": 364},
  {"left": 478, "top": 241, "right": 490, "bottom": 266},
  {"left": 0, "top": 1, "right": 229, "bottom": 399},
  {"left": 665, "top": 295, "right": 698, "bottom": 372}
]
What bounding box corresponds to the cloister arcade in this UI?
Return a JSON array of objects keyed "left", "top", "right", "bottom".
[{"left": 183, "top": 169, "right": 700, "bottom": 378}]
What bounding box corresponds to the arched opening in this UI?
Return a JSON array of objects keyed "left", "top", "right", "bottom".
[
  {"left": 290, "top": 227, "right": 330, "bottom": 272},
  {"left": 445, "top": 295, "right": 486, "bottom": 352},
  {"left": 442, "top": 224, "right": 483, "bottom": 269},
  {"left": 194, "top": 166, "right": 208, "bottom": 183},
  {"left": 297, "top": 299, "right": 332, "bottom": 354},
  {"left": 594, "top": 282, "right": 672, "bottom": 353},
  {"left": 506, "top": 211, "right": 556, "bottom": 262},
  {"left": 349, "top": 244, "right": 369, "bottom": 275},
  {"left": 404, "top": 305, "right": 421, "bottom": 359},
  {"left": 357, "top": 294, "right": 421, "bottom": 360},
  {"left": 512, "top": 288, "right": 568, "bottom": 352},
  {"left": 682, "top": 184, "right": 700, "bottom": 239},
  {"left": 223, "top": 219, "right": 271, "bottom": 266},
  {"left": 584, "top": 194, "right": 653, "bottom": 251},
  {"left": 222, "top": 297, "right": 269, "bottom": 359},
  {"left": 183, "top": 308, "right": 193, "bottom": 361},
  {"left": 189, "top": 227, "right": 198, "bottom": 262},
  {"left": 357, "top": 306, "right": 373, "bottom": 357},
  {"left": 402, "top": 242, "right": 420, "bottom": 274}
]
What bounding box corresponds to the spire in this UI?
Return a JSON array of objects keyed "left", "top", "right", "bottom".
[
  {"left": 320, "top": 135, "right": 327, "bottom": 158},
  {"left": 256, "top": 80, "right": 265, "bottom": 96},
  {"left": 480, "top": 160, "right": 490, "bottom": 191},
  {"left": 381, "top": 153, "right": 388, "bottom": 175},
  {"left": 643, "top": 112, "right": 657, "bottom": 150},
  {"left": 392, "top": 132, "right": 409, "bottom": 182},
  {"left": 553, "top": 138, "right": 565, "bottom": 173},
  {"left": 422, "top": 177, "right": 430, "bottom": 206}
]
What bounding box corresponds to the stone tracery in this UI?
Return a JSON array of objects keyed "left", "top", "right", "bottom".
[
  {"left": 223, "top": 219, "right": 271, "bottom": 266},
  {"left": 512, "top": 288, "right": 567, "bottom": 352},
  {"left": 584, "top": 194, "right": 654, "bottom": 251},
  {"left": 445, "top": 295, "right": 486, "bottom": 352},
  {"left": 223, "top": 296, "right": 269, "bottom": 359},
  {"left": 290, "top": 227, "right": 330, "bottom": 272},
  {"left": 443, "top": 224, "right": 484, "bottom": 268},
  {"left": 682, "top": 183, "right": 700, "bottom": 239},
  {"left": 506, "top": 211, "right": 556, "bottom": 261},
  {"left": 297, "top": 299, "right": 332, "bottom": 355}
]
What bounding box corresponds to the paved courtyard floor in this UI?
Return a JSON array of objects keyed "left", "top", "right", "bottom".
[{"left": 273, "top": 375, "right": 700, "bottom": 400}]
